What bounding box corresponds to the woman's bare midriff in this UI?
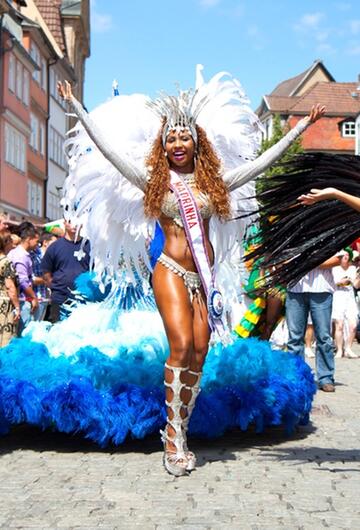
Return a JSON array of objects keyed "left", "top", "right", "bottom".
[{"left": 159, "top": 214, "right": 214, "bottom": 271}]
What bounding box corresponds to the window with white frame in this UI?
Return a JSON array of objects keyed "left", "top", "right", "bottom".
[
  {"left": 47, "top": 191, "right": 62, "bottom": 220},
  {"left": 49, "top": 126, "right": 66, "bottom": 168},
  {"left": 16, "top": 60, "right": 22, "bottom": 100},
  {"left": 8, "top": 54, "right": 15, "bottom": 92},
  {"left": 264, "top": 117, "right": 273, "bottom": 140},
  {"left": 41, "top": 58, "right": 47, "bottom": 91},
  {"left": 30, "top": 41, "right": 41, "bottom": 84},
  {"left": 8, "top": 54, "right": 30, "bottom": 107},
  {"left": 4, "top": 123, "right": 26, "bottom": 173},
  {"left": 8, "top": 55, "right": 29, "bottom": 106},
  {"left": 30, "top": 114, "right": 46, "bottom": 157},
  {"left": 342, "top": 120, "right": 356, "bottom": 137},
  {"left": 28, "top": 180, "right": 43, "bottom": 217},
  {"left": 30, "top": 113, "right": 39, "bottom": 152},
  {"left": 39, "top": 123, "right": 45, "bottom": 156},
  {"left": 49, "top": 68, "right": 67, "bottom": 108},
  {"left": 22, "top": 69, "right": 29, "bottom": 106}
]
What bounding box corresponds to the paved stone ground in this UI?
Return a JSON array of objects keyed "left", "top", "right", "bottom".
[{"left": 1, "top": 347, "right": 360, "bottom": 530}]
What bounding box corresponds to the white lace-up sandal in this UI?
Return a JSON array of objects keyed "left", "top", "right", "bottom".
[
  {"left": 183, "top": 370, "right": 202, "bottom": 471},
  {"left": 160, "top": 363, "right": 190, "bottom": 477}
]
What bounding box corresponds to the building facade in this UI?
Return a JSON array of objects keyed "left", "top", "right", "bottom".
[
  {"left": 0, "top": 5, "right": 35, "bottom": 220},
  {"left": 0, "top": 0, "right": 90, "bottom": 224},
  {"left": 257, "top": 60, "right": 360, "bottom": 155},
  {"left": 34, "top": 0, "right": 90, "bottom": 219}
]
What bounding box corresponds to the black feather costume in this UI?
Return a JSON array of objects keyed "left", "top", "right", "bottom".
[{"left": 245, "top": 153, "right": 360, "bottom": 289}]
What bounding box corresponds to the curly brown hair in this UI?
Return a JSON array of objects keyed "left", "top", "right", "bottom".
[{"left": 144, "top": 123, "right": 230, "bottom": 219}]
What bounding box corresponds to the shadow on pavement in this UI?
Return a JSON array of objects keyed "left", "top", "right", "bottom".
[
  {"left": 0, "top": 421, "right": 317, "bottom": 466},
  {"left": 258, "top": 446, "right": 360, "bottom": 473}
]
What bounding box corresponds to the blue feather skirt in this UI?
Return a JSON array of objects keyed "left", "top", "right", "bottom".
[{"left": 0, "top": 271, "right": 316, "bottom": 447}]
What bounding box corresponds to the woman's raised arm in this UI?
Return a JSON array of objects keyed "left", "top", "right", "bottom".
[
  {"left": 223, "top": 104, "right": 326, "bottom": 192},
  {"left": 298, "top": 188, "right": 360, "bottom": 213},
  {"left": 58, "top": 81, "right": 147, "bottom": 192}
]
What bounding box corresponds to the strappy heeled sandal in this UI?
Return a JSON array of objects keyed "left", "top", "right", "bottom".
[
  {"left": 160, "top": 363, "right": 190, "bottom": 477},
  {"left": 183, "top": 370, "right": 202, "bottom": 471}
]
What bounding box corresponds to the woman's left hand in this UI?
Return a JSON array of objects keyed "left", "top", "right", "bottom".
[
  {"left": 305, "top": 104, "right": 326, "bottom": 123},
  {"left": 57, "top": 80, "right": 74, "bottom": 102}
]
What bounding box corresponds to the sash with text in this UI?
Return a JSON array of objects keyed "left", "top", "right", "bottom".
[{"left": 169, "top": 171, "right": 225, "bottom": 338}]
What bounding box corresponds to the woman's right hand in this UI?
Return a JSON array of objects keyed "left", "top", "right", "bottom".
[
  {"left": 57, "top": 80, "right": 74, "bottom": 101},
  {"left": 298, "top": 187, "right": 338, "bottom": 205}
]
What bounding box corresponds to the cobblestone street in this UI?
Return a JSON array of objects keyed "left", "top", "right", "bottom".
[{"left": 1, "top": 350, "right": 359, "bottom": 530}]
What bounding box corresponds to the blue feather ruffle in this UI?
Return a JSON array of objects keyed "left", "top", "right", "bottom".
[{"left": 0, "top": 332, "right": 316, "bottom": 446}]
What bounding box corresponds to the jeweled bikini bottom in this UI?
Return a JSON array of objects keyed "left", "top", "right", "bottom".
[{"left": 158, "top": 253, "right": 201, "bottom": 301}]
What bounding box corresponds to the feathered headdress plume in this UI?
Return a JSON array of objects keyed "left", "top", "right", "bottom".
[{"left": 147, "top": 88, "right": 209, "bottom": 146}]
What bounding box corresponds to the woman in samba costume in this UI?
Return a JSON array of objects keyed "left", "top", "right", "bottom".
[{"left": 57, "top": 71, "right": 323, "bottom": 477}]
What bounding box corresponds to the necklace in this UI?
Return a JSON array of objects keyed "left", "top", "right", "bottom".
[{"left": 179, "top": 173, "right": 196, "bottom": 186}]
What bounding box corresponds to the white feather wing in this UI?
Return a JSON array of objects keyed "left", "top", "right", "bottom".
[
  {"left": 194, "top": 68, "right": 263, "bottom": 325},
  {"left": 62, "top": 94, "right": 161, "bottom": 281}
]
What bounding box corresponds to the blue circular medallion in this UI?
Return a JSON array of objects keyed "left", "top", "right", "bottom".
[{"left": 208, "top": 288, "right": 224, "bottom": 319}]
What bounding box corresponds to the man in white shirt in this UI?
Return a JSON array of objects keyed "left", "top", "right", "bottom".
[{"left": 286, "top": 255, "right": 342, "bottom": 392}]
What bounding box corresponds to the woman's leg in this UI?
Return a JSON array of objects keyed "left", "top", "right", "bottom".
[
  {"left": 304, "top": 323, "right": 315, "bottom": 358},
  {"left": 181, "top": 291, "right": 211, "bottom": 471},
  {"left": 344, "top": 319, "right": 357, "bottom": 355},
  {"left": 344, "top": 299, "right": 358, "bottom": 359},
  {"left": 190, "top": 291, "right": 210, "bottom": 372},
  {"left": 305, "top": 323, "right": 314, "bottom": 349},
  {"left": 260, "top": 294, "right": 283, "bottom": 341},
  {"left": 186, "top": 291, "right": 210, "bottom": 414},
  {"left": 152, "top": 263, "right": 195, "bottom": 474},
  {"left": 334, "top": 319, "right": 344, "bottom": 357}
]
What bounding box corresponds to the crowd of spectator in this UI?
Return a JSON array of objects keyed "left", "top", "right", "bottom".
[
  {"left": 0, "top": 213, "right": 90, "bottom": 347},
  {"left": 1, "top": 211, "right": 360, "bottom": 395}
]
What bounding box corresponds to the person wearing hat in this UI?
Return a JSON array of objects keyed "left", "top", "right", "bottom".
[{"left": 332, "top": 248, "right": 360, "bottom": 358}]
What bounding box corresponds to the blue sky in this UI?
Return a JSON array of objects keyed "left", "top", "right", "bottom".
[{"left": 85, "top": 0, "right": 360, "bottom": 112}]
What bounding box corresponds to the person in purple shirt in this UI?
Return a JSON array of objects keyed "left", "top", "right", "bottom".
[
  {"left": 8, "top": 225, "right": 39, "bottom": 335},
  {"left": 30, "top": 232, "right": 57, "bottom": 322}
]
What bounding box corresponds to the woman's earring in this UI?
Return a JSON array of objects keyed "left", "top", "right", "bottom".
[{"left": 164, "top": 152, "right": 168, "bottom": 158}]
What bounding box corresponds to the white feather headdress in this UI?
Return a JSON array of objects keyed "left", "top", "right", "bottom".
[{"left": 147, "top": 89, "right": 209, "bottom": 146}]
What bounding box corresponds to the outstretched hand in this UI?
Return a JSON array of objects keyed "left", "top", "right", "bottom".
[
  {"left": 305, "top": 104, "right": 326, "bottom": 123},
  {"left": 57, "top": 80, "right": 74, "bottom": 101},
  {"left": 298, "top": 187, "right": 337, "bottom": 205}
]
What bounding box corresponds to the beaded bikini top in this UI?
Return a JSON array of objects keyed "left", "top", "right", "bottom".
[{"left": 161, "top": 173, "right": 214, "bottom": 228}]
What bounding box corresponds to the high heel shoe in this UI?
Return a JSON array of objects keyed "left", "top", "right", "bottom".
[{"left": 160, "top": 363, "right": 190, "bottom": 477}]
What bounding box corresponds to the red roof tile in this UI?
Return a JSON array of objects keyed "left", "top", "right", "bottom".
[
  {"left": 291, "top": 82, "right": 360, "bottom": 115},
  {"left": 265, "top": 83, "right": 360, "bottom": 116},
  {"left": 270, "top": 68, "right": 311, "bottom": 97},
  {"left": 265, "top": 95, "right": 300, "bottom": 112},
  {"left": 34, "top": 0, "right": 66, "bottom": 54},
  {"left": 270, "top": 60, "right": 335, "bottom": 97}
]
